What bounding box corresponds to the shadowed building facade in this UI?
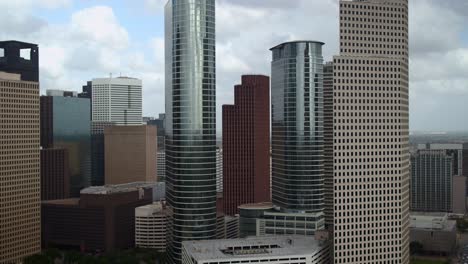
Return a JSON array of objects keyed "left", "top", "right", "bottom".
[
  {"left": 41, "top": 148, "right": 70, "bottom": 200},
  {"left": 165, "top": 0, "right": 217, "bottom": 262},
  {"left": 222, "top": 75, "right": 271, "bottom": 216},
  {"left": 0, "top": 41, "right": 41, "bottom": 262}
]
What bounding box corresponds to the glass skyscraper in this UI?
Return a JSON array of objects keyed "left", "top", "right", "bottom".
[
  {"left": 270, "top": 41, "right": 325, "bottom": 216},
  {"left": 165, "top": 0, "right": 216, "bottom": 263}
]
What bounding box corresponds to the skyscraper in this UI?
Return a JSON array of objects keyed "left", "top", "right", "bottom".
[
  {"left": 323, "top": 62, "right": 334, "bottom": 229},
  {"left": 270, "top": 41, "right": 325, "bottom": 228},
  {"left": 165, "top": 0, "right": 217, "bottom": 263},
  {"left": 40, "top": 91, "right": 91, "bottom": 196},
  {"left": 89, "top": 76, "right": 143, "bottom": 186},
  {"left": 0, "top": 41, "right": 41, "bottom": 262},
  {"left": 333, "top": 0, "right": 410, "bottom": 263},
  {"left": 411, "top": 150, "right": 453, "bottom": 212},
  {"left": 223, "top": 75, "right": 271, "bottom": 216}
]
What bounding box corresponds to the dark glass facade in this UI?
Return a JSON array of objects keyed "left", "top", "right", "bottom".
[
  {"left": 165, "top": 0, "right": 217, "bottom": 263},
  {"left": 270, "top": 41, "right": 325, "bottom": 214},
  {"left": 223, "top": 75, "right": 271, "bottom": 216},
  {"left": 41, "top": 96, "right": 91, "bottom": 197}
]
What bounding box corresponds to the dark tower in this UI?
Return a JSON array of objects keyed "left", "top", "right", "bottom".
[{"left": 0, "top": 40, "right": 39, "bottom": 82}]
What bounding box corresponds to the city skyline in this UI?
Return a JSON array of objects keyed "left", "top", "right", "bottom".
[{"left": 1, "top": 0, "right": 467, "bottom": 132}]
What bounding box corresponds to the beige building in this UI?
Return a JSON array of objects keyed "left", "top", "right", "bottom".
[
  {"left": 410, "top": 212, "right": 456, "bottom": 255},
  {"left": 105, "top": 125, "right": 157, "bottom": 184},
  {"left": 135, "top": 202, "right": 168, "bottom": 251},
  {"left": 0, "top": 71, "right": 41, "bottom": 262},
  {"left": 333, "top": 0, "right": 410, "bottom": 263}
]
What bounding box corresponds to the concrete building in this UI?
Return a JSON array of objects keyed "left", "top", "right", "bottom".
[
  {"left": 42, "top": 182, "right": 153, "bottom": 253},
  {"left": 333, "top": 0, "right": 410, "bottom": 263},
  {"left": 104, "top": 125, "right": 157, "bottom": 185},
  {"left": 410, "top": 212, "right": 456, "bottom": 255},
  {"left": 147, "top": 113, "right": 166, "bottom": 151},
  {"left": 216, "top": 214, "right": 239, "bottom": 240},
  {"left": 40, "top": 91, "right": 91, "bottom": 196},
  {"left": 41, "top": 148, "right": 70, "bottom": 200},
  {"left": 89, "top": 76, "right": 143, "bottom": 186},
  {"left": 238, "top": 202, "right": 325, "bottom": 238},
  {"left": 182, "top": 236, "right": 330, "bottom": 264},
  {"left": 0, "top": 41, "right": 41, "bottom": 262},
  {"left": 270, "top": 41, "right": 325, "bottom": 232},
  {"left": 323, "top": 62, "right": 333, "bottom": 229},
  {"left": 135, "top": 202, "right": 168, "bottom": 251},
  {"left": 216, "top": 148, "right": 223, "bottom": 194},
  {"left": 453, "top": 175, "right": 467, "bottom": 215},
  {"left": 157, "top": 151, "right": 166, "bottom": 182},
  {"left": 223, "top": 75, "right": 271, "bottom": 216},
  {"left": 411, "top": 150, "right": 453, "bottom": 212},
  {"left": 165, "top": 0, "right": 217, "bottom": 262}
]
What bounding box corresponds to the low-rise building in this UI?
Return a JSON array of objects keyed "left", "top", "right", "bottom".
[
  {"left": 135, "top": 202, "right": 168, "bottom": 251},
  {"left": 182, "top": 235, "right": 330, "bottom": 264},
  {"left": 42, "top": 182, "right": 153, "bottom": 252},
  {"left": 410, "top": 212, "right": 456, "bottom": 255}
]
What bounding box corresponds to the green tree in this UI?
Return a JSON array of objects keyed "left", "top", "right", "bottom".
[{"left": 24, "top": 254, "right": 50, "bottom": 264}]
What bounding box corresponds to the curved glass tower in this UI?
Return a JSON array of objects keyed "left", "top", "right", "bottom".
[
  {"left": 270, "top": 41, "right": 324, "bottom": 215},
  {"left": 165, "top": 0, "right": 217, "bottom": 263}
]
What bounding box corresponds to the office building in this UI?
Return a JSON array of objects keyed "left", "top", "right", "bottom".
[
  {"left": 182, "top": 236, "right": 330, "bottom": 264},
  {"left": 411, "top": 150, "right": 453, "bottom": 212},
  {"left": 104, "top": 125, "right": 157, "bottom": 185},
  {"left": 410, "top": 212, "right": 456, "bottom": 255},
  {"left": 135, "top": 202, "right": 168, "bottom": 251},
  {"left": 238, "top": 202, "right": 325, "bottom": 238},
  {"left": 42, "top": 182, "right": 153, "bottom": 252},
  {"left": 216, "top": 148, "right": 223, "bottom": 193},
  {"left": 157, "top": 151, "right": 166, "bottom": 182},
  {"left": 89, "top": 76, "right": 143, "bottom": 186},
  {"left": 453, "top": 175, "right": 467, "bottom": 215},
  {"left": 0, "top": 41, "right": 41, "bottom": 262},
  {"left": 333, "top": 0, "right": 410, "bottom": 263},
  {"left": 323, "top": 62, "right": 333, "bottom": 229},
  {"left": 41, "top": 148, "right": 70, "bottom": 200},
  {"left": 270, "top": 41, "right": 325, "bottom": 230},
  {"left": 165, "top": 0, "right": 217, "bottom": 262},
  {"left": 223, "top": 75, "right": 271, "bottom": 216},
  {"left": 40, "top": 91, "right": 91, "bottom": 196},
  {"left": 147, "top": 113, "right": 166, "bottom": 150}
]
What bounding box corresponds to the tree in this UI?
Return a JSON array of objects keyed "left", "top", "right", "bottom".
[{"left": 24, "top": 254, "right": 49, "bottom": 264}]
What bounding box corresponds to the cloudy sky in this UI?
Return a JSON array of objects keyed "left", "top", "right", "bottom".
[{"left": 1, "top": 0, "right": 467, "bottom": 132}]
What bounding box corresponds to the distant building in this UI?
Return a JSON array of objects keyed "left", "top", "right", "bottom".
[
  {"left": 41, "top": 148, "right": 70, "bottom": 200},
  {"left": 182, "top": 236, "right": 330, "bottom": 264},
  {"left": 41, "top": 92, "right": 91, "bottom": 196},
  {"left": 157, "top": 151, "right": 166, "bottom": 182},
  {"left": 323, "top": 62, "right": 333, "bottom": 229},
  {"left": 42, "top": 182, "right": 154, "bottom": 253},
  {"left": 223, "top": 75, "right": 271, "bottom": 216},
  {"left": 216, "top": 213, "right": 239, "bottom": 240},
  {"left": 411, "top": 150, "right": 453, "bottom": 212},
  {"left": 147, "top": 113, "right": 166, "bottom": 150},
  {"left": 89, "top": 76, "right": 143, "bottom": 186},
  {"left": 410, "top": 212, "right": 456, "bottom": 255},
  {"left": 104, "top": 125, "right": 157, "bottom": 185},
  {"left": 0, "top": 67, "right": 41, "bottom": 261},
  {"left": 216, "top": 148, "right": 223, "bottom": 194},
  {"left": 453, "top": 175, "right": 467, "bottom": 215},
  {"left": 135, "top": 202, "right": 168, "bottom": 251}
]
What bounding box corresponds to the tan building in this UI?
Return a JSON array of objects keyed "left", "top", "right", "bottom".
[
  {"left": 333, "top": 0, "right": 410, "bottom": 263},
  {"left": 0, "top": 71, "right": 41, "bottom": 262},
  {"left": 105, "top": 125, "right": 157, "bottom": 184},
  {"left": 453, "top": 175, "right": 467, "bottom": 215}
]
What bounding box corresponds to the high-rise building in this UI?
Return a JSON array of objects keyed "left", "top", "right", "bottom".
[
  {"left": 157, "top": 151, "right": 166, "bottom": 182},
  {"left": 216, "top": 147, "right": 223, "bottom": 193},
  {"left": 148, "top": 113, "right": 166, "bottom": 150},
  {"left": 41, "top": 148, "right": 70, "bottom": 200},
  {"left": 165, "top": 0, "right": 217, "bottom": 262},
  {"left": 0, "top": 41, "right": 41, "bottom": 262},
  {"left": 453, "top": 176, "right": 467, "bottom": 215},
  {"left": 323, "top": 62, "right": 334, "bottom": 229},
  {"left": 89, "top": 76, "right": 143, "bottom": 186},
  {"left": 40, "top": 91, "right": 91, "bottom": 196},
  {"left": 222, "top": 75, "right": 271, "bottom": 216},
  {"left": 333, "top": 0, "right": 410, "bottom": 263},
  {"left": 411, "top": 150, "right": 453, "bottom": 212},
  {"left": 104, "top": 125, "right": 157, "bottom": 185},
  {"left": 270, "top": 41, "right": 325, "bottom": 229}
]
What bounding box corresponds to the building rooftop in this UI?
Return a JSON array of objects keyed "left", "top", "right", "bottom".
[
  {"left": 135, "top": 202, "right": 167, "bottom": 217},
  {"left": 42, "top": 198, "right": 80, "bottom": 206},
  {"left": 410, "top": 212, "right": 456, "bottom": 231},
  {"left": 0, "top": 71, "right": 21, "bottom": 81},
  {"left": 270, "top": 40, "right": 325, "bottom": 51},
  {"left": 238, "top": 202, "right": 274, "bottom": 210},
  {"left": 183, "top": 235, "right": 323, "bottom": 262},
  {"left": 81, "top": 182, "right": 155, "bottom": 195}
]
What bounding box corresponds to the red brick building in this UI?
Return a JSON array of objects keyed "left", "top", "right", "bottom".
[{"left": 222, "top": 75, "right": 271, "bottom": 216}]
